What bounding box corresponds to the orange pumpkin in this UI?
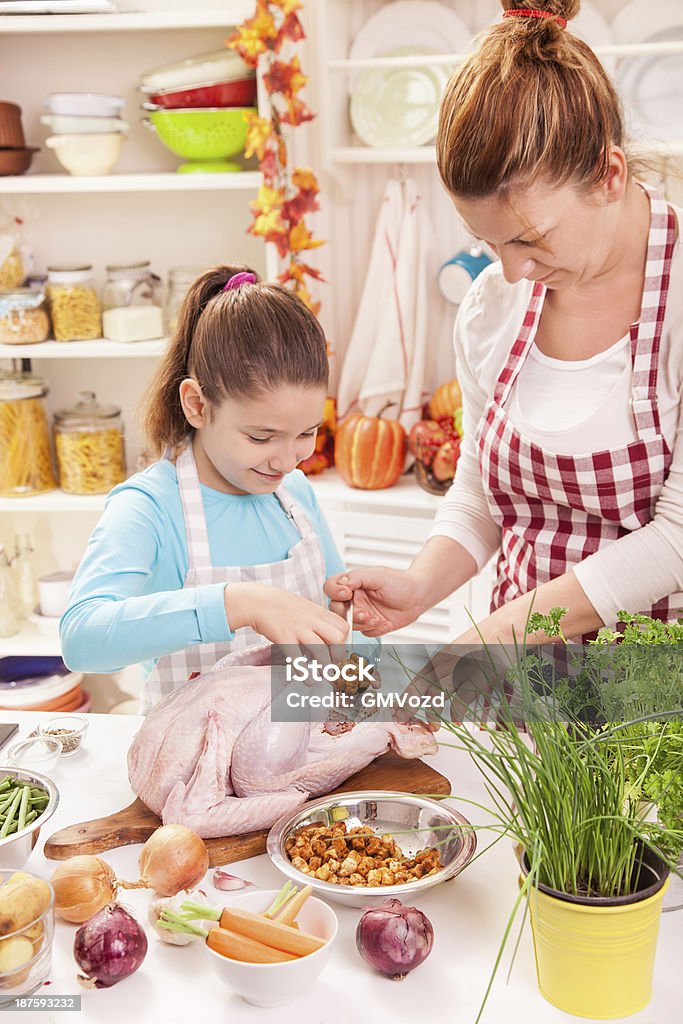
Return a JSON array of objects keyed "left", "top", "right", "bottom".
[
  {"left": 334, "top": 410, "right": 406, "bottom": 490},
  {"left": 428, "top": 378, "right": 462, "bottom": 419}
]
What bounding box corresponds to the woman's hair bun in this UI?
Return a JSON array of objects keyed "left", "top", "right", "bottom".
[{"left": 500, "top": 1, "right": 580, "bottom": 24}]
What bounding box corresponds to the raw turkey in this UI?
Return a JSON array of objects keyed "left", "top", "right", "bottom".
[{"left": 127, "top": 644, "right": 438, "bottom": 838}]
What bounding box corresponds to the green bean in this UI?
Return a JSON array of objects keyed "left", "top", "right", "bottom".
[
  {"left": 17, "top": 785, "right": 29, "bottom": 833},
  {"left": 0, "top": 788, "right": 22, "bottom": 838},
  {"left": 0, "top": 779, "right": 11, "bottom": 793},
  {"left": 0, "top": 775, "right": 12, "bottom": 787},
  {"left": 24, "top": 810, "right": 37, "bottom": 825}
]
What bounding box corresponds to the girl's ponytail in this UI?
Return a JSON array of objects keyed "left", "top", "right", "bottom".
[
  {"left": 141, "top": 265, "right": 258, "bottom": 456},
  {"left": 141, "top": 263, "right": 327, "bottom": 457}
]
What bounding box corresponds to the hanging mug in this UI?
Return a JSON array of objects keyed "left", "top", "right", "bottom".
[{"left": 437, "top": 244, "right": 493, "bottom": 305}]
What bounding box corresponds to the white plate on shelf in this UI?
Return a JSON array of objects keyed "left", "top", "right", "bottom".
[
  {"left": 350, "top": 45, "right": 449, "bottom": 148},
  {"left": 612, "top": 0, "right": 683, "bottom": 144},
  {"left": 347, "top": 0, "right": 471, "bottom": 92}
]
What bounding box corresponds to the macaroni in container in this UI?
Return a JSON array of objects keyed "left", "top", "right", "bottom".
[
  {"left": 46, "top": 264, "right": 101, "bottom": 342},
  {"left": 0, "top": 371, "right": 58, "bottom": 496},
  {"left": 54, "top": 391, "right": 125, "bottom": 494}
]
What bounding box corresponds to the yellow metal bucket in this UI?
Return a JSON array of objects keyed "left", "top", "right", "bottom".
[{"left": 527, "top": 876, "right": 669, "bottom": 1019}]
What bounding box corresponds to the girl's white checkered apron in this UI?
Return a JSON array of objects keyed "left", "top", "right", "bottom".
[
  {"left": 477, "top": 190, "right": 678, "bottom": 639},
  {"left": 140, "top": 443, "right": 327, "bottom": 713}
]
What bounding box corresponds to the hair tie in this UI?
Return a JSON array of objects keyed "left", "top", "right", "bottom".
[
  {"left": 503, "top": 8, "right": 567, "bottom": 29},
  {"left": 223, "top": 271, "right": 257, "bottom": 291}
]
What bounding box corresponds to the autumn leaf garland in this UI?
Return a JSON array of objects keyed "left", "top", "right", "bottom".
[{"left": 228, "top": 0, "right": 325, "bottom": 314}]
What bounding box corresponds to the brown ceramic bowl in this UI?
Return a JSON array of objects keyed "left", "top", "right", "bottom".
[
  {"left": 0, "top": 102, "right": 25, "bottom": 147},
  {"left": 0, "top": 147, "right": 39, "bottom": 176}
]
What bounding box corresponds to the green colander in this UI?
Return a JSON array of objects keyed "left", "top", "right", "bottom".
[{"left": 143, "top": 107, "right": 254, "bottom": 168}]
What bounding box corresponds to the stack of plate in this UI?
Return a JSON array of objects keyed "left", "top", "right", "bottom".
[
  {"left": 347, "top": 1, "right": 470, "bottom": 149},
  {"left": 0, "top": 657, "right": 89, "bottom": 712}
]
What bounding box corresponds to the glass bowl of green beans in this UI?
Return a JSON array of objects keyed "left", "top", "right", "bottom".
[{"left": 0, "top": 769, "right": 59, "bottom": 870}]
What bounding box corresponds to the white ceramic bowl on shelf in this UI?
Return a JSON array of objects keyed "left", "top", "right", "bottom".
[
  {"left": 44, "top": 92, "right": 124, "bottom": 117},
  {"left": 45, "top": 132, "right": 125, "bottom": 176},
  {"left": 41, "top": 113, "right": 129, "bottom": 135}
]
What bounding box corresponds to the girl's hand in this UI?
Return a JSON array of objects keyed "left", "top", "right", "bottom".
[
  {"left": 224, "top": 582, "right": 349, "bottom": 647},
  {"left": 324, "top": 567, "right": 427, "bottom": 637}
]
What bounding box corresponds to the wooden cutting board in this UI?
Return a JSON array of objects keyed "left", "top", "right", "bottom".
[{"left": 43, "top": 753, "right": 450, "bottom": 867}]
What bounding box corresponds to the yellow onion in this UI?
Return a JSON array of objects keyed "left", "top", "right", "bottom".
[
  {"left": 50, "top": 856, "right": 118, "bottom": 924},
  {"left": 121, "top": 824, "right": 209, "bottom": 897}
]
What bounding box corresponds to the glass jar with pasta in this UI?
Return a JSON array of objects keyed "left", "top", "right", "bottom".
[
  {"left": 0, "top": 371, "right": 58, "bottom": 497},
  {"left": 46, "top": 264, "right": 102, "bottom": 342},
  {"left": 54, "top": 391, "right": 126, "bottom": 495}
]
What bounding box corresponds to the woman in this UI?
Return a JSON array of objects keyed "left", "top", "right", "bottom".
[{"left": 326, "top": 0, "right": 683, "bottom": 653}]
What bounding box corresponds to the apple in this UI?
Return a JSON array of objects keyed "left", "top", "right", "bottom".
[
  {"left": 432, "top": 438, "right": 461, "bottom": 482},
  {"left": 408, "top": 419, "right": 448, "bottom": 466}
]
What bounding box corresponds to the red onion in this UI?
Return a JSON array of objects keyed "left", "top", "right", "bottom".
[
  {"left": 74, "top": 904, "right": 148, "bottom": 988},
  {"left": 356, "top": 899, "right": 433, "bottom": 980}
]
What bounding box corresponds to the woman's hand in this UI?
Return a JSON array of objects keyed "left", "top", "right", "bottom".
[
  {"left": 324, "top": 567, "right": 428, "bottom": 637},
  {"left": 224, "top": 582, "right": 349, "bottom": 647}
]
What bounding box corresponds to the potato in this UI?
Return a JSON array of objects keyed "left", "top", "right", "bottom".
[
  {"left": 4, "top": 873, "right": 31, "bottom": 887},
  {"left": 0, "top": 935, "right": 35, "bottom": 988},
  {"left": 23, "top": 921, "right": 44, "bottom": 954},
  {"left": 0, "top": 936, "right": 33, "bottom": 973},
  {"left": 0, "top": 877, "right": 52, "bottom": 936}
]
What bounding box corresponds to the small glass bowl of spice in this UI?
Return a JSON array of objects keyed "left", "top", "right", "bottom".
[{"left": 38, "top": 714, "right": 88, "bottom": 756}]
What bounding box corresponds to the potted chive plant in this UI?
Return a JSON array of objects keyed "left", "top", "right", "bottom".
[{"left": 426, "top": 620, "right": 683, "bottom": 1021}]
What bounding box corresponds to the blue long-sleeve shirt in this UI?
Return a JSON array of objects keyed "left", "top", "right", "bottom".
[{"left": 60, "top": 460, "right": 344, "bottom": 674}]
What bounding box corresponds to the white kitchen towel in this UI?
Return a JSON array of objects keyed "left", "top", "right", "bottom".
[{"left": 337, "top": 177, "right": 434, "bottom": 433}]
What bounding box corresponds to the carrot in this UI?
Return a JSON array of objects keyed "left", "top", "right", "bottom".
[
  {"left": 217, "top": 906, "right": 325, "bottom": 956},
  {"left": 207, "top": 926, "right": 298, "bottom": 964},
  {"left": 274, "top": 884, "right": 313, "bottom": 926}
]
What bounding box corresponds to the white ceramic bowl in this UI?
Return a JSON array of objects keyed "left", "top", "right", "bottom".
[
  {"left": 37, "top": 571, "right": 74, "bottom": 618},
  {"left": 45, "top": 133, "right": 124, "bottom": 176},
  {"left": 41, "top": 113, "right": 129, "bottom": 135},
  {"left": 205, "top": 889, "right": 337, "bottom": 1007},
  {"left": 44, "top": 92, "right": 124, "bottom": 117}
]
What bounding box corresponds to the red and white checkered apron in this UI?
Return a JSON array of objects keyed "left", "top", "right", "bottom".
[
  {"left": 140, "top": 443, "right": 327, "bottom": 713},
  {"left": 477, "top": 191, "right": 677, "bottom": 635}
]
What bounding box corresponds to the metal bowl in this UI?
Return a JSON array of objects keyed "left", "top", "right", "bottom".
[
  {"left": 266, "top": 791, "right": 476, "bottom": 908},
  {"left": 0, "top": 766, "right": 59, "bottom": 870}
]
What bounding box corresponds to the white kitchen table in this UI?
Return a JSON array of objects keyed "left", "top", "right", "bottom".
[{"left": 0, "top": 710, "right": 680, "bottom": 1024}]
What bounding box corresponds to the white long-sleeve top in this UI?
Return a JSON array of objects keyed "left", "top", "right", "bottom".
[{"left": 430, "top": 206, "right": 683, "bottom": 626}]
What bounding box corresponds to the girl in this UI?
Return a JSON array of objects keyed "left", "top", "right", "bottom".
[
  {"left": 60, "top": 265, "right": 348, "bottom": 713},
  {"left": 327, "top": 0, "right": 683, "bottom": 649}
]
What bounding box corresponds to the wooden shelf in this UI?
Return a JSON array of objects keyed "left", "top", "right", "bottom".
[
  {"left": 0, "top": 172, "right": 262, "bottom": 194},
  {"left": 0, "top": 7, "right": 254, "bottom": 33},
  {"left": 0, "top": 338, "right": 167, "bottom": 359}
]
